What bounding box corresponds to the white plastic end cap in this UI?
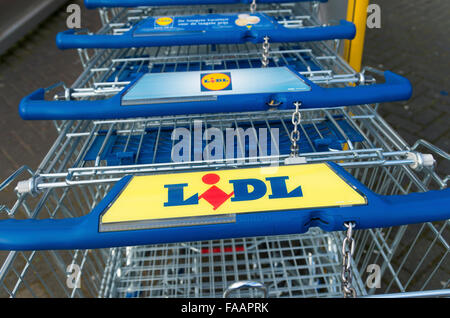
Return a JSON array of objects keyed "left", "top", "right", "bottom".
[{"left": 15, "top": 179, "right": 33, "bottom": 194}]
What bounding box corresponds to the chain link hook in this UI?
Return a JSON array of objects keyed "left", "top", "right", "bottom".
[
  {"left": 341, "top": 221, "right": 357, "bottom": 298},
  {"left": 250, "top": 0, "right": 257, "bottom": 13}
]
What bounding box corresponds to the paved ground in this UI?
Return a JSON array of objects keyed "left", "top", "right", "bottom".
[
  {"left": 0, "top": 0, "right": 100, "bottom": 206},
  {"left": 0, "top": 0, "right": 447, "bottom": 297},
  {"left": 0, "top": 0, "right": 67, "bottom": 55},
  {"left": 362, "top": 0, "right": 449, "bottom": 293},
  {"left": 363, "top": 0, "right": 450, "bottom": 175}
]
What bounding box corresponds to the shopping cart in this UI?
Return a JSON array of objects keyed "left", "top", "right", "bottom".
[
  {"left": 1, "top": 106, "right": 449, "bottom": 297},
  {"left": 18, "top": 44, "right": 411, "bottom": 120},
  {"left": 1, "top": 36, "right": 450, "bottom": 297},
  {"left": 56, "top": 2, "right": 354, "bottom": 49},
  {"left": 71, "top": 1, "right": 336, "bottom": 74},
  {"left": 0, "top": 1, "right": 449, "bottom": 299}
]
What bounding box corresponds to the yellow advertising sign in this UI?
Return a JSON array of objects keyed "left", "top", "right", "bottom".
[{"left": 100, "top": 164, "right": 366, "bottom": 226}]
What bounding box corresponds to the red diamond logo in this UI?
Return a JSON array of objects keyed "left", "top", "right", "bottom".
[{"left": 198, "top": 173, "right": 234, "bottom": 210}]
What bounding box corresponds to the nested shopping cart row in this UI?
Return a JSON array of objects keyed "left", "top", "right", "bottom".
[
  {"left": 2, "top": 106, "right": 448, "bottom": 297},
  {"left": 0, "top": 0, "right": 448, "bottom": 298},
  {"left": 19, "top": 43, "right": 411, "bottom": 120}
]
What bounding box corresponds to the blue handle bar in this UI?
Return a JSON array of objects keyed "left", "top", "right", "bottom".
[
  {"left": 84, "top": 0, "right": 328, "bottom": 9},
  {"left": 19, "top": 68, "right": 412, "bottom": 120},
  {"left": 56, "top": 19, "right": 355, "bottom": 49},
  {"left": 0, "top": 163, "right": 448, "bottom": 251}
]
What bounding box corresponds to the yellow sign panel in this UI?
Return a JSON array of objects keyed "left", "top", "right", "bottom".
[{"left": 101, "top": 164, "right": 366, "bottom": 225}]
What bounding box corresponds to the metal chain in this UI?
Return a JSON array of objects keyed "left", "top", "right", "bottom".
[
  {"left": 341, "top": 222, "right": 357, "bottom": 298},
  {"left": 289, "top": 102, "right": 301, "bottom": 157},
  {"left": 261, "top": 36, "right": 270, "bottom": 68},
  {"left": 250, "top": 0, "right": 257, "bottom": 13}
]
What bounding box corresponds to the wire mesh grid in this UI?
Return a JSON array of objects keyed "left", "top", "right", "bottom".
[
  {"left": 103, "top": 232, "right": 349, "bottom": 298},
  {"left": 103, "top": 221, "right": 449, "bottom": 298},
  {"left": 15, "top": 104, "right": 446, "bottom": 193}
]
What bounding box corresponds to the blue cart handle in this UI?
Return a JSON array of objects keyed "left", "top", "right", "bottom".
[
  {"left": 19, "top": 69, "right": 412, "bottom": 120},
  {"left": 0, "top": 163, "right": 448, "bottom": 251},
  {"left": 56, "top": 20, "right": 355, "bottom": 49},
  {"left": 84, "top": 0, "right": 328, "bottom": 9}
]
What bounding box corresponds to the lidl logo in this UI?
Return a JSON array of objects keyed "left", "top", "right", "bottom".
[
  {"left": 201, "top": 72, "right": 232, "bottom": 92},
  {"left": 164, "top": 172, "right": 303, "bottom": 210},
  {"left": 155, "top": 17, "right": 173, "bottom": 27},
  {"left": 100, "top": 164, "right": 367, "bottom": 228}
]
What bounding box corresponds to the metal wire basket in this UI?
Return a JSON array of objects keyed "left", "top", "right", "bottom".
[{"left": 1, "top": 101, "right": 448, "bottom": 297}]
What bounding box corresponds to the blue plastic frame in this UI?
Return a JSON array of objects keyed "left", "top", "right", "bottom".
[
  {"left": 19, "top": 67, "right": 412, "bottom": 120},
  {"left": 56, "top": 17, "right": 355, "bottom": 49},
  {"left": 84, "top": 0, "right": 328, "bottom": 9},
  {"left": 0, "top": 163, "right": 449, "bottom": 251}
]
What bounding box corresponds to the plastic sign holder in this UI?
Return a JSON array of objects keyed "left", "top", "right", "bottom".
[
  {"left": 55, "top": 13, "right": 356, "bottom": 49},
  {"left": 19, "top": 66, "right": 412, "bottom": 120},
  {"left": 0, "top": 162, "right": 449, "bottom": 251}
]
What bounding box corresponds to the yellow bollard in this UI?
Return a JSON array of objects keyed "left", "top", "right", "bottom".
[{"left": 343, "top": 0, "right": 369, "bottom": 72}]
